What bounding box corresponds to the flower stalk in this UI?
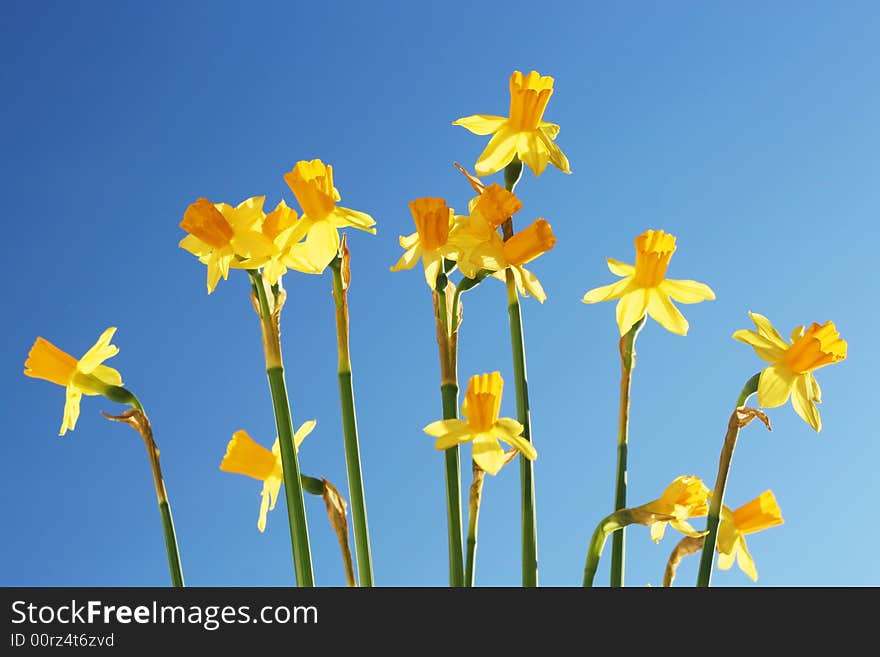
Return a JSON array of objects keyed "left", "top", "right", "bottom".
[
  {"left": 610, "top": 315, "right": 645, "bottom": 587},
  {"left": 102, "top": 403, "right": 184, "bottom": 587},
  {"left": 663, "top": 536, "right": 704, "bottom": 587},
  {"left": 464, "top": 461, "right": 486, "bottom": 587},
  {"left": 330, "top": 239, "right": 374, "bottom": 586},
  {"left": 501, "top": 157, "right": 539, "bottom": 587},
  {"left": 695, "top": 373, "right": 765, "bottom": 587},
  {"left": 434, "top": 270, "right": 465, "bottom": 587},
  {"left": 248, "top": 270, "right": 314, "bottom": 587},
  {"left": 582, "top": 509, "right": 631, "bottom": 587}
]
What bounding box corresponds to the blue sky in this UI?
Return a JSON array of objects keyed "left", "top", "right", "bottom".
[{"left": 2, "top": 1, "right": 878, "bottom": 587}]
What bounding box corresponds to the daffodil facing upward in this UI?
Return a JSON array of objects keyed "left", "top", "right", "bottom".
[
  {"left": 423, "top": 372, "right": 536, "bottom": 475},
  {"left": 179, "top": 196, "right": 275, "bottom": 293},
  {"left": 634, "top": 475, "right": 711, "bottom": 542},
  {"left": 582, "top": 229, "right": 715, "bottom": 335},
  {"left": 283, "top": 159, "right": 376, "bottom": 272},
  {"left": 390, "top": 197, "right": 455, "bottom": 288},
  {"left": 220, "top": 421, "right": 316, "bottom": 532},
  {"left": 733, "top": 313, "right": 846, "bottom": 432},
  {"left": 24, "top": 328, "right": 128, "bottom": 436},
  {"left": 454, "top": 70, "right": 571, "bottom": 177},
  {"left": 716, "top": 490, "right": 783, "bottom": 581}
]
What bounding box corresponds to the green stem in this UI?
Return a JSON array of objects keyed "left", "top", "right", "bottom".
[
  {"left": 249, "top": 271, "right": 314, "bottom": 587},
  {"left": 464, "top": 463, "right": 485, "bottom": 587},
  {"left": 330, "top": 254, "right": 374, "bottom": 587},
  {"left": 610, "top": 316, "right": 645, "bottom": 588},
  {"left": 583, "top": 510, "right": 629, "bottom": 587},
  {"left": 501, "top": 157, "right": 538, "bottom": 587},
  {"left": 695, "top": 372, "right": 761, "bottom": 587},
  {"left": 436, "top": 271, "right": 464, "bottom": 587}
]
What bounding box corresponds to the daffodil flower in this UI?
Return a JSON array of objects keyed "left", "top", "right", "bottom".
[
  {"left": 635, "top": 475, "right": 710, "bottom": 542},
  {"left": 716, "top": 490, "right": 783, "bottom": 581},
  {"left": 733, "top": 313, "right": 847, "bottom": 431},
  {"left": 449, "top": 185, "right": 556, "bottom": 302},
  {"left": 220, "top": 421, "right": 316, "bottom": 532},
  {"left": 423, "top": 372, "right": 536, "bottom": 475},
  {"left": 24, "top": 328, "right": 124, "bottom": 436},
  {"left": 390, "top": 197, "right": 456, "bottom": 288},
  {"left": 282, "top": 159, "right": 376, "bottom": 272},
  {"left": 582, "top": 229, "right": 715, "bottom": 336},
  {"left": 454, "top": 70, "right": 571, "bottom": 177},
  {"left": 179, "top": 197, "right": 274, "bottom": 293}
]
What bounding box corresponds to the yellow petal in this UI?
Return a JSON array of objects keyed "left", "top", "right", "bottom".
[
  {"left": 472, "top": 433, "right": 506, "bottom": 475},
  {"left": 258, "top": 476, "right": 282, "bottom": 533},
  {"left": 390, "top": 245, "right": 420, "bottom": 273},
  {"left": 616, "top": 288, "right": 649, "bottom": 335},
  {"left": 90, "top": 364, "right": 123, "bottom": 388},
  {"left": 495, "top": 418, "right": 536, "bottom": 461},
  {"left": 732, "top": 329, "right": 786, "bottom": 364},
  {"left": 670, "top": 519, "right": 705, "bottom": 538},
  {"left": 791, "top": 374, "right": 822, "bottom": 432},
  {"left": 650, "top": 521, "right": 668, "bottom": 543},
  {"left": 748, "top": 312, "right": 789, "bottom": 350},
  {"left": 422, "top": 252, "right": 443, "bottom": 289},
  {"left": 516, "top": 266, "right": 546, "bottom": 303},
  {"left": 537, "top": 128, "right": 571, "bottom": 174},
  {"left": 474, "top": 128, "right": 518, "bottom": 177},
  {"left": 332, "top": 206, "right": 377, "bottom": 234},
  {"left": 77, "top": 327, "right": 119, "bottom": 374},
  {"left": 399, "top": 231, "right": 419, "bottom": 249},
  {"left": 538, "top": 121, "right": 560, "bottom": 139},
  {"left": 735, "top": 536, "right": 759, "bottom": 581},
  {"left": 757, "top": 363, "right": 796, "bottom": 408},
  {"left": 423, "top": 418, "right": 468, "bottom": 438},
  {"left": 660, "top": 278, "right": 716, "bottom": 304},
  {"left": 582, "top": 277, "right": 633, "bottom": 304},
  {"left": 647, "top": 288, "right": 689, "bottom": 335},
  {"left": 517, "top": 131, "right": 550, "bottom": 177},
  {"left": 61, "top": 385, "right": 82, "bottom": 436},
  {"left": 790, "top": 325, "right": 805, "bottom": 343},
  {"left": 716, "top": 549, "right": 735, "bottom": 572},
  {"left": 179, "top": 234, "right": 208, "bottom": 256},
  {"left": 809, "top": 373, "right": 822, "bottom": 404},
  {"left": 452, "top": 114, "right": 509, "bottom": 135},
  {"left": 293, "top": 420, "right": 317, "bottom": 450},
  {"left": 304, "top": 220, "right": 341, "bottom": 270},
  {"left": 607, "top": 258, "right": 634, "bottom": 277}
]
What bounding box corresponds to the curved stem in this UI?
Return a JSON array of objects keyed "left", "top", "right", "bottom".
[
  {"left": 583, "top": 510, "right": 629, "bottom": 587},
  {"left": 249, "top": 270, "right": 314, "bottom": 587},
  {"left": 695, "top": 373, "right": 761, "bottom": 587},
  {"left": 330, "top": 250, "right": 374, "bottom": 586},
  {"left": 610, "top": 317, "right": 645, "bottom": 587}
]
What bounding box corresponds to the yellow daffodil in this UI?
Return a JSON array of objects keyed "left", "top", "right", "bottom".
[
  {"left": 716, "top": 490, "right": 783, "bottom": 581},
  {"left": 733, "top": 313, "right": 846, "bottom": 432},
  {"left": 220, "top": 421, "right": 316, "bottom": 532},
  {"left": 423, "top": 372, "right": 536, "bottom": 475},
  {"left": 449, "top": 184, "right": 556, "bottom": 302},
  {"left": 582, "top": 229, "right": 715, "bottom": 336},
  {"left": 636, "top": 475, "right": 710, "bottom": 542},
  {"left": 282, "top": 159, "right": 376, "bottom": 272},
  {"left": 179, "top": 196, "right": 274, "bottom": 293},
  {"left": 24, "top": 328, "right": 123, "bottom": 436},
  {"left": 454, "top": 70, "right": 571, "bottom": 177},
  {"left": 390, "top": 197, "right": 455, "bottom": 288}
]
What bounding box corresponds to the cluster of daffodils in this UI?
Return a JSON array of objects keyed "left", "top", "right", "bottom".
[{"left": 180, "top": 159, "right": 375, "bottom": 292}]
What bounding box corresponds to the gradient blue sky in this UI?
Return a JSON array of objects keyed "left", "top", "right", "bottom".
[{"left": 3, "top": 1, "right": 877, "bottom": 587}]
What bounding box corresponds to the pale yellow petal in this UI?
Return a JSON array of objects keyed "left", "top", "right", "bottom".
[
  {"left": 616, "top": 288, "right": 649, "bottom": 335},
  {"left": 660, "top": 278, "right": 716, "bottom": 304},
  {"left": 474, "top": 128, "right": 519, "bottom": 177},
  {"left": 735, "top": 536, "right": 759, "bottom": 581},
  {"left": 422, "top": 252, "right": 443, "bottom": 289},
  {"left": 517, "top": 131, "right": 550, "bottom": 177},
  {"left": 606, "top": 258, "right": 634, "bottom": 277},
  {"left": 516, "top": 266, "right": 546, "bottom": 303},
  {"left": 647, "top": 288, "right": 689, "bottom": 336},
  {"left": 258, "top": 476, "right": 282, "bottom": 533},
  {"left": 452, "top": 114, "right": 509, "bottom": 135},
  {"left": 332, "top": 206, "right": 377, "bottom": 234},
  {"left": 77, "top": 327, "right": 119, "bottom": 374},
  {"left": 809, "top": 373, "right": 822, "bottom": 404},
  {"left": 650, "top": 521, "right": 668, "bottom": 543},
  {"left": 423, "top": 419, "right": 468, "bottom": 438},
  {"left": 732, "top": 329, "right": 786, "bottom": 364},
  {"left": 399, "top": 231, "right": 419, "bottom": 249},
  {"left": 60, "top": 386, "right": 82, "bottom": 436},
  {"left": 390, "top": 245, "right": 421, "bottom": 272},
  {"left": 472, "top": 433, "right": 506, "bottom": 476},
  {"left": 304, "top": 220, "right": 341, "bottom": 270},
  {"left": 716, "top": 549, "right": 735, "bottom": 571},
  {"left": 293, "top": 420, "right": 317, "bottom": 450},
  {"left": 494, "top": 419, "right": 536, "bottom": 461},
  {"left": 790, "top": 325, "right": 805, "bottom": 343},
  {"left": 791, "top": 374, "right": 822, "bottom": 432},
  {"left": 538, "top": 121, "right": 560, "bottom": 139},
  {"left": 757, "top": 363, "right": 796, "bottom": 408},
  {"left": 537, "top": 128, "right": 571, "bottom": 174},
  {"left": 90, "top": 364, "right": 122, "bottom": 388},
  {"left": 179, "top": 234, "right": 208, "bottom": 256},
  {"left": 582, "top": 277, "right": 633, "bottom": 304},
  {"left": 748, "top": 312, "right": 789, "bottom": 350}
]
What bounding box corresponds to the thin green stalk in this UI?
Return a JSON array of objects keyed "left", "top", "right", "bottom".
[
  {"left": 102, "top": 394, "right": 184, "bottom": 587},
  {"left": 330, "top": 248, "right": 374, "bottom": 586},
  {"left": 249, "top": 271, "right": 314, "bottom": 587},
  {"left": 435, "top": 271, "right": 464, "bottom": 587},
  {"left": 583, "top": 510, "right": 629, "bottom": 587},
  {"left": 501, "top": 157, "right": 538, "bottom": 587},
  {"left": 610, "top": 316, "right": 645, "bottom": 588},
  {"left": 464, "top": 462, "right": 485, "bottom": 587},
  {"left": 696, "top": 372, "right": 761, "bottom": 587}
]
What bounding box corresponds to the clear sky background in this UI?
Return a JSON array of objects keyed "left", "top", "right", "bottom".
[{"left": 2, "top": 1, "right": 877, "bottom": 587}]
